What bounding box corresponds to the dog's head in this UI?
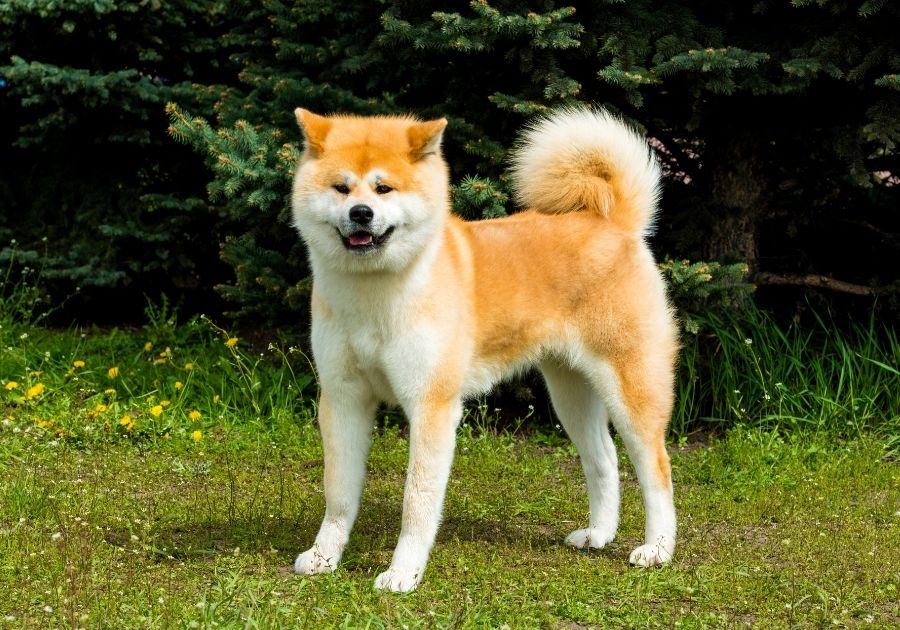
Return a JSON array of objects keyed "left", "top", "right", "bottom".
[{"left": 291, "top": 109, "right": 450, "bottom": 273}]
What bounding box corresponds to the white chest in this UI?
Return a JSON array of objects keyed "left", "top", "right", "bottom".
[{"left": 315, "top": 297, "right": 445, "bottom": 408}]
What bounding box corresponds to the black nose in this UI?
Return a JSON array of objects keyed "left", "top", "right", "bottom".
[{"left": 349, "top": 204, "right": 374, "bottom": 225}]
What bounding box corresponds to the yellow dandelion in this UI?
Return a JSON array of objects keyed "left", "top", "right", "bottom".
[
  {"left": 184, "top": 363, "right": 194, "bottom": 371},
  {"left": 144, "top": 342, "right": 153, "bottom": 352},
  {"left": 213, "top": 395, "right": 220, "bottom": 404},
  {"left": 150, "top": 405, "right": 163, "bottom": 417},
  {"left": 104, "top": 388, "right": 116, "bottom": 396},
  {"left": 26, "top": 383, "right": 46, "bottom": 399},
  {"left": 90, "top": 403, "right": 108, "bottom": 416},
  {"left": 107, "top": 367, "right": 119, "bottom": 379},
  {"left": 4, "top": 381, "right": 18, "bottom": 391},
  {"left": 188, "top": 410, "right": 201, "bottom": 421},
  {"left": 191, "top": 430, "right": 203, "bottom": 442},
  {"left": 225, "top": 337, "right": 238, "bottom": 348},
  {"left": 160, "top": 399, "right": 172, "bottom": 408},
  {"left": 72, "top": 360, "right": 85, "bottom": 369},
  {"left": 174, "top": 381, "right": 183, "bottom": 391},
  {"left": 29, "top": 370, "right": 42, "bottom": 377},
  {"left": 119, "top": 415, "right": 132, "bottom": 426}
]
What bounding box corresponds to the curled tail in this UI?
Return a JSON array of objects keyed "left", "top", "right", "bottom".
[{"left": 509, "top": 107, "right": 661, "bottom": 236}]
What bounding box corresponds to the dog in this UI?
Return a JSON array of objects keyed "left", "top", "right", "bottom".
[{"left": 290, "top": 107, "right": 678, "bottom": 592}]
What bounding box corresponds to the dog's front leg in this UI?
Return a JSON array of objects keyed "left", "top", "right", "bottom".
[
  {"left": 294, "top": 387, "right": 376, "bottom": 576},
  {"left": 374, "top": 397, "right": 462, "bottom": 592}
]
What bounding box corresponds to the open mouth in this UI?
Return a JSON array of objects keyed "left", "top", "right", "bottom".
[{"left": 339, "top": 226, "right": 395, "bottom": 252}]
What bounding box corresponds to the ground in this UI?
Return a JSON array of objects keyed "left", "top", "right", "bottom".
[{"left": 1, "top": 419, "right": 897, "bottom": 628}]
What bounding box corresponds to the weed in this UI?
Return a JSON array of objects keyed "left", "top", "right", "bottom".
[
  {"left": 676, "top": 305, "right": 899, "bottom": 453},
  {"left": 0, "top": 305, "right": 315, "bottom": 449}
]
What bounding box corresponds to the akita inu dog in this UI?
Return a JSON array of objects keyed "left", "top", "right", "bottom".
[{"left": 290, "top": 107, "right": 678, "bottom": 592}]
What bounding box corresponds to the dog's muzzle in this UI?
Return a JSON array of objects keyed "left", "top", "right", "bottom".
[{"left": 337, "top": 205, "right": 394, "bottom": 253}]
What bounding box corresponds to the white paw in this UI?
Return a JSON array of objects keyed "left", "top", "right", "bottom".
[
  {"left": 373, "top": 566, "right": 422, "bottom": 593},
  {"left": 293, "top": 546, "right": 338, "bottom": 575},
  {"left": 564, "top": 527, "right": 616, "bottom": 549},
  {"left": 629, "top": 536, "right": 674, "bottom": 567}
]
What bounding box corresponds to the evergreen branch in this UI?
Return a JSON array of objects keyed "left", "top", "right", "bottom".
[
  {"left": 875, "top": 74, "right": 900, "bottom": 90},
  {"left": 660, "top": 259, "right": 753, "bottom": 308},
  {"left": 858, "top": 0, "right": 888, "bottom": 17},
  {"left": 653, "top": 47, "right": 770, "bottom": 89},
  {"left": 488, "top": 93, "right": 550, "bottom": 116},
  {"left": 452, "top": 175, "right": 509, "bottom": 219}
]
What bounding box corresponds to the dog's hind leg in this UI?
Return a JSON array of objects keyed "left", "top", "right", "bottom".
[
  {"left": 294, "top": 386, "right": 377, "bottom": 576},
  {"left": 541, "top": 360, "right": 620, "bottom": 549},
  {"left": 586, "top": 352, "right": 676, "bottom": 566}
]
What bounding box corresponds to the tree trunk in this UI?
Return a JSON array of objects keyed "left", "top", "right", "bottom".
[{"left": 701, "top": 134, "right": 766, "bottom": 272}]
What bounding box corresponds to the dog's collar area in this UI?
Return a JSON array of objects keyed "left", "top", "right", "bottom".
[{"left": 339, "top": 226, "right": 395, "bottom": 252}]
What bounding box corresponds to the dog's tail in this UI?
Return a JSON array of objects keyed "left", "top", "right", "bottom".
[{"left": 509, "top": 107, "right": 661, "bottom": 236}]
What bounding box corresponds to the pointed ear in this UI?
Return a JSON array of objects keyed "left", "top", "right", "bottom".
[
  {"left": 294, "top": 108, "right": 332, "bottom": 156},
  {"left": 407, "top": 118, "right": 448, "bottom": 159}
]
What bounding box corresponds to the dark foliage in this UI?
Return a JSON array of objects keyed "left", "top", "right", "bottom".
[{"left": 2, "top": 1, "right": 898, "bottom": 326}]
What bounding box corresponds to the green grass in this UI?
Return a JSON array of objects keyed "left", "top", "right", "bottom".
[
  {"left": 0, "top": 420, "right": 897, "bottom": 628},
  {"left": 0, "top": 295, "right": 898, "bottom": 627},
  {"left": 0, "top": 302, "right": 316, "bottom": 448},
  {"left": 675, "top": 307, "right": 900, "bottom": 448}
]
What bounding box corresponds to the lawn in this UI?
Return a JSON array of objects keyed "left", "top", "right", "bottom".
[
  {"left": 0, "top": 306, "right": 897, "bottom": 627},
  {"left": 1, "top": 415, "right": 897, "bottom": 628}
]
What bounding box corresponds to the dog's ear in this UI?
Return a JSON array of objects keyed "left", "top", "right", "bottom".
[
  {"left": 294, "top": 108, "right": 332, "bottom": 157},
  {"left": 407, "top": 118, "right": 448, "bottom": 160}
]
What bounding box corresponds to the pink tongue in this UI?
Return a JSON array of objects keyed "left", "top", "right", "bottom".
[{"left": 349, "top": 233, "right": 373, "bottom": 246}]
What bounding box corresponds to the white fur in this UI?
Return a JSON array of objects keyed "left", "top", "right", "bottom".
[
  {"left": 292, "top": 227, "right": 463, "bottom": 591},
  {"left": 510, "top": 107, "right": 662, "bottom": 238},
  {"left": 291, "top": 111, "right": 676, "bottom": 592},
  {"left": 292, "top": 162, "right": 448, "bottom": 274}
]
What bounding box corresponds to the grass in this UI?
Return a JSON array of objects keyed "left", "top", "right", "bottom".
[
  {"left": 0, "top": 418, "right": 897, "bottom": 628},
  {"left": 0, "top": 292, "right": 897, "bottom": 627},
  {"left": 0, "top": 299, "right": 315, "bottom": 448},
  {"left": 675, "top": 307, "right": 900, "bottom": 449}
]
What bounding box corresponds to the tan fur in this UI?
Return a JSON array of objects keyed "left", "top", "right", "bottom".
[
  {"left": 290, "top": 107, "right": 678, "bottom": 591},
  {"left": 510, "top": 107, "right": 662, "bottom": 235}
]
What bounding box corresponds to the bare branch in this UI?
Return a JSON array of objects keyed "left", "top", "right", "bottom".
[{"left": 754, "top": 272, "right": 880, "bottom": 297}]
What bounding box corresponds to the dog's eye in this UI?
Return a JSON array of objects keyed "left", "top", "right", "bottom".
[
  {"left": 375, "top": 184, "right": 393, "bottom": 195},
  {"left": 333, "top": 184, "right": 350, "bottom": 194}
]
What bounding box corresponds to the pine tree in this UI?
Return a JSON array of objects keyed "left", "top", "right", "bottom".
[
  {"left": 585, "top": 0, "right": 900, "bottom": 280},
  {"left": 5, "top": 1, "right": 896, "bottom": 323},
  {"left": 170, "top": 0, "right": 897, "bottom": 324},
  {"left": 0, "top": 0, "right": 234, "bottom": 318}
]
